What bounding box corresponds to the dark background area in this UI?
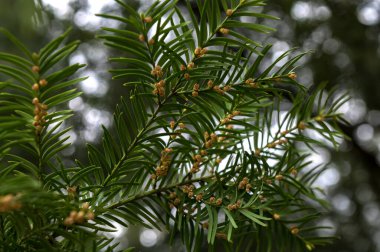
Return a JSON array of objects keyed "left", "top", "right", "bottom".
[{"left": 1, "top": 0, "right": 379, "bottom": 251}]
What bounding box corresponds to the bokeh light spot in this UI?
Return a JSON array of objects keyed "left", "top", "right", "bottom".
[
  {"left": 357, "top": 4, "right": 380, "bottom": 25},
  {"left": 139, "top": 229, "right": 158, "bottom": 247},
  {"left": 356, "top": 124, "right": 374, "bottom": 142}
]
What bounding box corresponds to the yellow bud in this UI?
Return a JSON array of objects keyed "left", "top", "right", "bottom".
[
  {"left": 82, "top": 202, "right": 90, "bottom": 210},
  {"left": 194, "top": 47, "right": 202, "bottom": 55},
  {"left": 298, "top": 121, "right": 306, "bottom": 130},
  {"left": 207, "top": 80, "right": 214, "bottom": 88},
  {"left": 32, "top": 65, "right": 40, "bottom": 73},
  {"left": 275, "top": 174, "right": 284, "bottom": 181},
  {"left": 76, "top": 210, "right": 85, "bottom": 223},
  {"left": 32, "top": 83, "right": 39, "bottom": 91},
  {"left": 291, "top": 226, "right": 299, "bottom": 235},
  {"left": 39, "top": 79, "right": 48, "bottom": 87},
  {"left": 144, "top": 16, "right": 153, "bottom": 23},
  {"left": 219, "top": 28, "right": 229, "bottom": 34},
  {"left": 64, "top": 217, "right": 74, "bottom": 226},
  {"left": 86, "top": 211, "right": 95, "bottom": 220},
  {"left": 187, "top": 62, "right": 195, "bottom": 70},
  {"left": 288, "top": 72, "right": 297, "bottom": 80},
  {"left": 178, "top": 122, "right": 185, "bottom": 129},
  {"left": 32, "top": 97, "right": 39, "bottom": 105}
]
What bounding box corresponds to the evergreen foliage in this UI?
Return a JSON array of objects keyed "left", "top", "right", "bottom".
[{"left": 0, "top": 0, "right": 349, "bottom": 251}]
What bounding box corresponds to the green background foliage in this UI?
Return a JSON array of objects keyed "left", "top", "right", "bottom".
[{"left": 0, "top": 0, "right": 379, "bottom": 251}]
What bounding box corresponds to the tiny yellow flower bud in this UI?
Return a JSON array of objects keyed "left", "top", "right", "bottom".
[
  {"left": 32, "top": 97, "right": 39, "bottom": 105},
  {"left": 144, "top": 16, "right": 153, "bottom": 23},
  {"left": 298, "top": 121, "right": 306, "bottom": 130},
  {"left": 32, "top": 65, "right": 40, "bottom": 73},
  {"left": 0, "top": 194, "right": 13, "bottom": 206},
  {"left": 275, "top": 174, "right": 284, "bottom": 181},
  {"left": 290, "top": 226, "right": 299, "bottom": 235},
  {"left": 223, "top": 85, "right": 231, "bottom": 92},
  {"left": 69, "top": 210, "right": 78, "bottom": 219},
  {"left": 170, "top": 120, "right": 175, "bottom": 129},
  {"left": 32, "top": 83, "right": 39, "bottom": 91},
  {"left": 169, "top": 192, "right": 177, "bottom": 199},
  {"left": 210, "top": 133, "right": 217, "bottom": 143},
  {"left": 138, "top": 34, "right": 145, "bottom": 42},
  {"left": 204, "top": 131, "right": 210, "bottom": 141},
  {"left": 238, "top": 181, "right": 246, "bottom": 190},
  {"left": 164, "top": 148, "right": 173, "bottom": 153},
  {"left": 194, "top": 154, "right": 202, "bottom": 162},
  {"left": 67, "top": 186, "right": 77, "bottom": 194},
  {"left": 232, "top": 110, "right": 240, "bottom": 116},
  {"left": 207, "top": 80, "right": 214, "bottom": 88},
  {"left": 64, "top": 217, "right": 74, "bottom": 226},
  {"left": 158, "top": 87, "right": 165, "bottom": 96},
  {"left": 245, "top": 78, "right": 253, "bottom": 85},
  {"left": 290, "top": 167, "right": 298, "bottom": 176},
  {"left": 39, "top": 79, "right": 48, "bottom": 87},
  {"left": 281, "top": 130, "right": 289, "bottom": 135},
  {"left": 76, "top": 210, "right": 85, "bottom": 223},
  {"left": 273, "top": 213, "right": 281, "bottom": 220},
  {"left": 173, "top": 198, "right": 181, "bottom": 206},
  {"left": 227, "top": 204, "right": 234, "bottom": 211},
  {"left": 187, "top": 62, "right": 195, "bottom": 70},
  {"left": 245, "top": 183, "right": 252, "bottom": 192},
  {"left": 194, "top": 47, "right": 202, "bottom": 55},
  {"left": 86, "top": 211, "right": 95, "bottom": 220},
  {"left": 82, "top": 202, "right": 90, "bottom": 210},
  {"left": 226, "top": 9, "right": 234, "bottom": 16},
  {"left": 196, "top": 194, "right": 203, "bottom": 201},
  {"left": 255, "top": 148, "right": 261, "bottom": 156},
  {"left": 213, "top": 85, "right": 224, "bottom": 94},
  {"left": 219, "top": 28, "right": 229, "bottom": 34},
  {"left": 267, "top": 142, "right": 276, "bottom": 148},
  {"left": 315, "top": 115, "right": 325, "bottom": 121},
  {"left": 216, "top": 198, "right": 222, "bottom": 206},
  {"left": 178, "top": 122, "right": 185, "bottom": 129},
  {"left": 193, "top": 83, "right": 200, "bottom": 91},
  {"left": 40, "top": 104, "right": 48, "bottom": 110},
  {"left": 188, "top": 191, "right": 194, "bottom": 198},
  {"left": 288, "top": 72, "right": 297, "bottom": 80}
]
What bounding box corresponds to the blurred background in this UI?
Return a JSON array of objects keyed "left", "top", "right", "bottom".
[{"left": 1, "top": 0, "right": 380, "bottom": 251}]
